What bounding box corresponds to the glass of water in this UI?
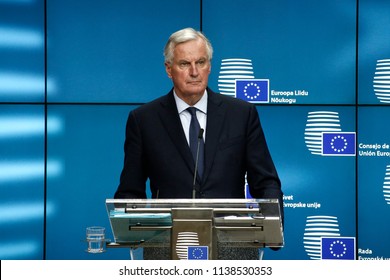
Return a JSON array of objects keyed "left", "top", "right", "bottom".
[{"left": 86, "top": 226, "right": 105, "bottom": 253}]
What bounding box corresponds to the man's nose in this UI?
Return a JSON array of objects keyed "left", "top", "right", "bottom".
[{"left": 189, "top": 62, "right": 199, "bottom": 76}]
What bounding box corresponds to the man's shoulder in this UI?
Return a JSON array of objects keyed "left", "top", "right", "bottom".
[{"left": 133, "top": 91, "right": 173, "bottom": 113}]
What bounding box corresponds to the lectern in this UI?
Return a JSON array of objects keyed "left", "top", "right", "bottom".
[{"left": 105, "top": 198, "right": 283, "bottom": 260}]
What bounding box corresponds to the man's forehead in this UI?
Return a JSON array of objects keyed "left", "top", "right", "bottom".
[{"left": 174, "top": 40, "right": 207, "bottom": 58}]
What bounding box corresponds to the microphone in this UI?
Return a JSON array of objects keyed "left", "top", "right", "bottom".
[{"left": 192, "top": 128, "right": 204, "bottom": 199}]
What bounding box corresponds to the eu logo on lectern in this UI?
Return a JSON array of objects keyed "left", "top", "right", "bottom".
[{"left": 188, "top": 246, "right": 208, "bottom": 260}]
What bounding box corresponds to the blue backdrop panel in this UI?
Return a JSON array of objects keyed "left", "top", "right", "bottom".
[
  {"left": 358, "top": 107, "right": 390, "bottom": 259},
  {"left": 46, "top": 0, "right": 200, "bottom": 103},
  {"left": 0, "top": 105, "right": 45, "bottom": 259},
  {"left": 358, "top": 0, "right": 390, "bottom": 105},
  {"left": 46, "top": 105, "right": 136, "bottom": 259},
  {"left": 203, "top": 0, "right": 356, "bottom": 105},
  {"left": 0, "top": 0, "right": 44, "bottom": 102},
  {"left": 258, "top": 106, "right": 356, "bottom": 259}
]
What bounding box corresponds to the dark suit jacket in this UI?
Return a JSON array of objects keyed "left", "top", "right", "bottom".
[{"left": 115, "top": 88, "right": 282, "bottom": 205}]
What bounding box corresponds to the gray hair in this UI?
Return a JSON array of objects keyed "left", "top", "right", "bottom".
[{"left": 163, "top": 27, "right": 213, "bottom": 65}]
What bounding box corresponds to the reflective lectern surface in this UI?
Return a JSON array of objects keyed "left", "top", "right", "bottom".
[{"left": 106, "top": 198, "right": 284, "bottom": 250}]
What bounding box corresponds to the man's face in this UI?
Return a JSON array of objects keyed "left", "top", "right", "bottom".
[{"left": 165, "top": 38, "right": 211, "bottom": 102}]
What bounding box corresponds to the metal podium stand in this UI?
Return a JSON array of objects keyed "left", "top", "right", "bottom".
[{"left": 105, "top": 198, "right": 283, "bottom": 260}]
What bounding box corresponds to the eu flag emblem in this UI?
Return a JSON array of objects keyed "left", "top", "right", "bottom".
[
  {"left": 321, "top": 237, "right": 355, "bottom": 260},
  {"left": 188, "top": 246, "right": 208, "bottom": 260},
  {"left": 235, "top": 79, "right": 269, "bottom": 103},
  {"left": 322, "top": 132, "right": 356, "bottom": 156}
]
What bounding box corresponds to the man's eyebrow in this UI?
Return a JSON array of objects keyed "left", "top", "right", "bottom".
[{"left": 177, "top": 57, "right": 206, "bottom": 63}]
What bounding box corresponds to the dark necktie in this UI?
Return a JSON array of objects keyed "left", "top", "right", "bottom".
[{"left": 187, "top": 107, "right": 204, "bottom": 180}]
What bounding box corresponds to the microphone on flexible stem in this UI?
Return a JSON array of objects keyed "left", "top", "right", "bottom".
[{"left": 192, "top": 128, "right": 204, "bottom": 199}]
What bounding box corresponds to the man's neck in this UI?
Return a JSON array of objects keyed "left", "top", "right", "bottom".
[{"left": 175, "top": 90, "right": 206, "bottom": 106}]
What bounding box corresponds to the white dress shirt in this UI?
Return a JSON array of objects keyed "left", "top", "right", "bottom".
[{"left": 173, "top": 90, "right": 208, "bottom": 145}]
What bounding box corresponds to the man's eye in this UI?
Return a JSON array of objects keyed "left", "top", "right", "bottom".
[
  {"left": 196, "top": 60, "right": 207, "bottom": 68},
  {"left": 180, "top": 62, "right": 190, "bottom": 68}
]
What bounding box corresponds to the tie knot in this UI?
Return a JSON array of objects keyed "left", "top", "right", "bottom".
[{"left": 187, "top": 107, "right": 197, "bottom": 116}]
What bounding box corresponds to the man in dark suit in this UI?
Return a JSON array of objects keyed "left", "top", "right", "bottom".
[{"left": 114, "top": 28, "right": 283, "bottom": 258}]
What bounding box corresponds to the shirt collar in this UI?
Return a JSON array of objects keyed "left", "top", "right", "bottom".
[{"left": 174, "top": 89, "right": 208, "bottom": 114}]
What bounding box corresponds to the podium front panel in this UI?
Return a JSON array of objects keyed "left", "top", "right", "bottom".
[{"left": 106, "top": 198, "right": 284, "bottom": 258}]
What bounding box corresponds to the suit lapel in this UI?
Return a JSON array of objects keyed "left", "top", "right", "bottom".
[
  {"left": 203, "top": 89, "right": 226, "bottom": 183},
  {"left": 158, "top": 91, "right": 195, "bottom": 173}
]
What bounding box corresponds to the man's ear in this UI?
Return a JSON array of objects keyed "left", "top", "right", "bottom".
[{"left": 165, "top": 62, "right": 172, "bottom": 78}]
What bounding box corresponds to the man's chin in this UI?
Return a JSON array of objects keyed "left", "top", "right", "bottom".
[{"left": 186, "top": 84, "right": 206, "bottom": 93}]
